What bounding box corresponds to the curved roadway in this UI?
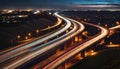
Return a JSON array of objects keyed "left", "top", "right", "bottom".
[
  {"left": 0, "top": 13, "right": 69, "bottom": 63},
  {"left": 0, "top": 12, "right": 84, "bottom": 69},
  {"left": 43, "top": 14, "right": 109, "bottom": 69},
  {"left": 0, "top": 17, "right": 62, "bottom": 55}
]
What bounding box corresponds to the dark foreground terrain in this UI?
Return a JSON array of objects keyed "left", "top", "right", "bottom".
[{"left": 71, "top": 48, "right": 120, "bottom": 69}]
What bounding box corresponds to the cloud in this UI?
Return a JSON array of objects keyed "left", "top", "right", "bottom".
[{"left": 0, "top": 0, "right": 120, "bottom": 8}]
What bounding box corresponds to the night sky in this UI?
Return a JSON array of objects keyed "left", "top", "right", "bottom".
[{"left": 0, "top": 0, "right": 120, "bottom": 9}]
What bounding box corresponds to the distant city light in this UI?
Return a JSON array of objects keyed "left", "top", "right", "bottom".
[
  {"left": 18, "top": 15, "right": 28, "bottom": 18},
  {"left": 33, "top": 10, "right": 40, "bottom": 14},
  {"left": 8, "top": 10, "right": 14, "bottom": 13},
  {"left": 48, "top": 12, "right": 52, "bottom": 15},
  {"left": 26, "top": 9, "right": 33, "bottom": 12}
]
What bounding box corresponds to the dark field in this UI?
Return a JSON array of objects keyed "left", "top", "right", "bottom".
[
  {"left": 71, "top": 48, "right": 120, "bottom": 69},
  {"left": 0, "top": 12, "right": 57, "bottom": 50}
]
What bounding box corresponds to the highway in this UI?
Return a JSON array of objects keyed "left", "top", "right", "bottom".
[
  {"left": 0, "top": 17, "right": 62, "bottom": 55},
  {"left": 43, "top": 14, "right": 109, "bottom": 69},
  {"left": 32, "top": 18, "right": 86, "bottom": 69},
  {"left": 40, "top": 17, "right": 62, "bottom": 31},
  {"left": 108, "top": 25, "right": 120, "bottom": 36},
  {"left": 109, "top": 25, "right": 120, "bottom": 30},
  {"left": 0, "top": 13, "right": 70, "bottom": 63},
  {"left": 0, "top": 16, "right": 62, "bottom": 55},
  {"left": 0, "top": 12, "right": 85, "bottom": 69}
]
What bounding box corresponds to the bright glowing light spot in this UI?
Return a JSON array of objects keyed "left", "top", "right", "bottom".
[
  {"left": 106, "top": 44, "right": 120, "bottom": 48},
  {"left": 99, "top": 40, "right": 105, "bottom": 45},
  {"left": 98, "top": 23, "right": 101, "bottom": 25},
  {"left": 34, "top": 10, "right": 40, "bottom": 14},
  {"left": 75, "top": 54, "right": 83, "bottom": 60},
  {"left": 91, "top": 52, "right": 97, "bottom": 56},
  {"left": 85, "top": 50, "right": 97, "bottom": 57},
  {"left": 18, "top": 15, "right": 22, "bottom": 18},
  {"left": 48, "top": 12, "right": 52, "bottom": 15},
  {"left": 18, "top": 15, "right": 28, "bottom": 18},
  {"left": 116, "top": 21, "right": 120, "bottom": 25},
  {"left": 79, "top": 38, "right": 82, "bottom": 41},
  {"left": 17, "top": 35, "right": 20, "bottom": 39},
  {"left": 89, "top": 50, "right": 97, "bottom": 56},
  {"left": 27, "top": 9, "right": 33, "bottom": 12},
  {"left": 36, "top": 29, "right": 40, "bottom": 33},
  {"left": 82, "top": 31, "right": 88, "bottom": 35},
  {"left": 28, "top": 33, "right": 31, "bottom": 36},
  {"left": 48, "top": 26, "right": 51, "bottom": 29},
  {"left": 8, "top": 10, "right": 13, "bottom": 13},
  {"left": 75, "top": 36, "right": 79, "bottom": 42},
  {"left": 105, "top": 24, "right": 108, "bottom": 27},
  {"left": 25, "top": 36, "right": 28, "bottom": 40},
  {"left": 70, "top": 26, "right": 73, "bottom": 29},
  {"left": 66, "top": 30, "right": 69, "bottom": 33},
  {"left": 110, "top": 41, "right": 113, "bottom": 45}
]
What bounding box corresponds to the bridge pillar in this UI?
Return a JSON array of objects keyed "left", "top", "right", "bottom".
[
  {"left": 60, "top": 44, "right": 65, "bottom": 50},
  {"left": 81, "top": 51, "right": 85, "bottom": 57},
  {"left": 71, "top": 39, "right": 74, "bottom": 46},
  {"left": 64, "top": 44, "right": 67, "bottom": 50},
  {"left": 79, "top": 35, "right": 83, "bottom": 42}
]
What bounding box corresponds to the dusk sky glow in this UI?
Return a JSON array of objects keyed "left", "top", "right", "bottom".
[{"left": 0, "top": 0, "right": 120, "bottom": 8}]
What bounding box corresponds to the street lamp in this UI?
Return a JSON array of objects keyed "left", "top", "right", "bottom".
[
  {"left": 17, "top": 35, "right": 21, "bottom": 42},
  {"left": 36, "top": 29, "right": 40, "bottom": 34},
  {"left": 25, "top": 36, "right": 28, "bottom": 40},
  {"left": 116, "top": 21, "right": 120, "bottom": 25},
  {"left": 28, "top": 33, "right": 31, "bottom": 38},
  {"left": 17, "top": 35, "right": 20, "bottom": 39},
  {"left": 105, "top": 24, "right": 108, "bottom": 27}
]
